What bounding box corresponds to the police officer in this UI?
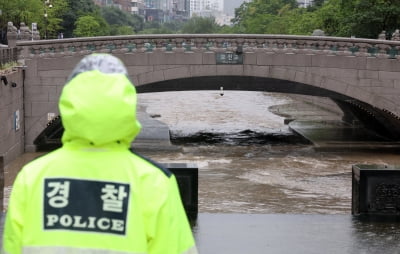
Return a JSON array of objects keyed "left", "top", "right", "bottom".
[{"left": 2, "top": 54, "right": 198, "bottom": 254}]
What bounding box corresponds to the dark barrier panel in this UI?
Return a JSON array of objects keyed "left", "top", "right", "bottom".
[
  {"left": 163, "top": 163, "right": 198, "bottom": 223},
  {"left": 34, "top": 115, "right": 63, "bottom": 151},
  {"left": 352, "top": 164, "right": 400, "bottom": 218}
]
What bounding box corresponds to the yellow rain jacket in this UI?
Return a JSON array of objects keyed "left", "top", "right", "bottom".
[{"left": 1, "top": 54, "right": 197, "bottom": 254}]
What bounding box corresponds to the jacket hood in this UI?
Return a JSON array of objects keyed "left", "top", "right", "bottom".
[{"left": 59, "top": 54, "right": 141, "bottom": 147}]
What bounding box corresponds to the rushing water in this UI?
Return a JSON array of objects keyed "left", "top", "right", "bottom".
[
  {"left": 3, "top": 91, "right": 400, "bottom": 214},
  {"left": 138, "top": 91, "right": 400, "bottom": 214},
  {"left": 3, "top": 91, "right": 400, "bottom": 253}
]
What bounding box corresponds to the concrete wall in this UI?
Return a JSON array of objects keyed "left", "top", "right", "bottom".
[
  {"left": 0, "top": 157, "right": 3, "bottom": 212},
  {"left": 287, "top": 94, "right": 343, "bottom": 117},
  {"left": 23, "top": 57, "right": 73, "bottom": 152},
  {"left": 0, "top": 70, "right": 24, "bottom": 165}
]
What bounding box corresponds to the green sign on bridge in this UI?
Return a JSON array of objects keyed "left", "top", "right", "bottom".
[{"left": 216, "top": 52, "right": 243, "bottom": 64}]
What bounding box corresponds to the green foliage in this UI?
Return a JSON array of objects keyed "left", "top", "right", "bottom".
[
  {"left": 101, "top": 6, "right": 143, "bottom": 33},
  {"left": 4, "top": 0, "right": 399, "bottom": 40},
  {"left": 138, "top": 20, "right": 185, "bottom": 34},
  {"left": 218, "top": 25, "right": 236, "bottom": 34},
  {"left": 139, "top": 27, "right": 174, "bottom": 34},
  {"left": 181, "top": 16, "right": 219, "bottom": 34},
  {"left": 0, "top": 0, "right": 42, "bottom": 30},
  {"left": 73, "top": 15, "right": 105, "bottom": 37},
  {"left": 231, "top": 0, "right": 299, "bottom": 34},
  {"left": 109, "top": 25, "right": 134, "bottom": 35},
  {"left": 229, "top": 0, "right": 400, "bottom": 39},
  {"left": 313, "top": 0, "right": 346, "bottom": 36},
  {"left": 163, "top": 21, "right": 185, "bottom": 32},
  {"left": 143, "top": 21, "right": 162, "bottom": 30},
  {"left": 285, "top": 9, "right": 320, "bottom": 35},
  {"left": 340, "top": 0, "right": 400, "bottom": 39},
  {"left": 43, "top": 0, "right": 69, "bottom": 39},
  {"left": 61, "top": 0, "right": 98, "bottom": 38}
]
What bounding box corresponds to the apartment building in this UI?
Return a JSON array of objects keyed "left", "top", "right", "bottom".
[
  {"left": 297, "top": 0, "right": 313, "bottom": 8},
  {"left": 93, "top": 0, "right": 190, "bottom": 21},
  {"left": 93, "top": 0, "right": 144, "bottom": 14},
  {"left": 190, "top": 0, "right": 222, "bottom": 17}
]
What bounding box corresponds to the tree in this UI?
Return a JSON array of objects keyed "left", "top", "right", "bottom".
[
  {"left": 0, "top": 0, "right": 42, "bottom": 27},
  {"left": 0, "top": 0, "right": 42, "bottom": 42},
  {"left": 43, "top": 0, "right": 69, "bottom": 39},
  {"left": 218, "top": 25, "right": 236, "bottom": 34},
  {"left": 162, "top": 20, "right": 185, "bottom": 33},
  {"left": 285, "top": 9, "right": 321, "bottom": 35},
  {"left": 313, "top": 0, "right": 326, "bottom": 7},
  {"left": 139, "top": 27, "right": 174, "bottom": 34},
  {"left": 101, "top": 6, "right": 143, "bottom": 33},
  {"left": 109, "top": 25, "right": 134, "bottom": 35},
  {"left": 231, "top": 0, "right": 298, "bottom": 34},
  {"left": 60, "top": 0, "right": 98, "bottom": 38},
  {"left": 181, "top": 16, "right": 220, "bottom": 34},
  {"left": 341, "top": 0, "right": 400, "bottom": 39},
  {"left": 73, "top": 15, "right": 102, "bottom": 37},
  {"left": 313, "top": 0, "right": 346, "bottom": 37}
]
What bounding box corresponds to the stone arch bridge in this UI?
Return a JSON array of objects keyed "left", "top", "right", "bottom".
[{"left": 15, "top": 34, "right": 400, "bottom": 151}]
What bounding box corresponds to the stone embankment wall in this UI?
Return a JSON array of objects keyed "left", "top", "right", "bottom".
[
  {"left": 0, "top": 70, "right": 24, "bottom": 165},
  {"left": 0, "top": 157, "right": 3, "bottom": 212},
  {"left": 289, "top": 95, "right": 343, "bottom": 117},
  {"left": 269, "top": 94, "right": 344, "bottom": 123}
]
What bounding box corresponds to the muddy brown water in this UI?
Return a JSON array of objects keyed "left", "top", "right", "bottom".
[{"left": 2, "top": 91, "right": 400, "bottom": 253}]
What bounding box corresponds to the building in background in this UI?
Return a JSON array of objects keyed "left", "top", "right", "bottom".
[
  {"left": 93, "top": 0, "right": 145, "bottom": 15},
  {"left": 190, "top": 0, "right": 223, "bottom": 17},
  {"left": 142, "top": 0, "right": 189, "bottom": 22},
  {"left": 92, "top": 0, "right": 315, "bottom": 25},
  {"left": 172, "top": 0, "right": 190, "bottom": 21},
  {"left": 129, "top": 0, "right": 144, "bottom": 14},
  {"left": 92, "top": 0, "right": 241, "bottom": 24},
  {"left": 297, "top": 0, "right": 314, "bottom": 8},
  {"left": 93, "top": 0, "right": 114, "bottom": 5}
]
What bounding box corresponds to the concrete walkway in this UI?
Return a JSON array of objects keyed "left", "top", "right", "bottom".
[{"left": 131, "top": 106, "right": 182, "bottom": 151}]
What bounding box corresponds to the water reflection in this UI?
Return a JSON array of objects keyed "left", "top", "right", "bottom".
[
  {"left": 350, "top": 217, "right": 400, "bottom": 253},
  {"left": 193, "top": 214, "right": 400, "bottom": 254}
]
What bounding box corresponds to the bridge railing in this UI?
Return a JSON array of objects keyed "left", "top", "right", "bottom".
[
  {"left": 16, "top": 34, "right": 400, "bottom": 59},
  {"left": 0, "top": 47, "right": 18, "bottom": 67}
]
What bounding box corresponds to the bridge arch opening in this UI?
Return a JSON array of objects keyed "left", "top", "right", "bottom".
[
  {"left": 136, "top": 76, "right": 400, "bottom": 141},
  {"left": 35, "top": 76, "right": 400, "bottom": 151}
]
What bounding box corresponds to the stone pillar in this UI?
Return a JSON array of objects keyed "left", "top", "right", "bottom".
[
  {"left": 312, "top": 29, "right": 325, "bottom": 36},
  {"left": 391, "top": 29, "right": 400, "bottom": 41},
  {"left": 6, "top": 22, "right": 18, "bottom": 47},
  {"left": 19, "top": 22, "right": 32, "bottom": 41},
  {"left": 0, "top": 157, "right": 3, "bottom": 212},
  {"left": 378, "top": 30, "right": 386, "bottom": 40}
]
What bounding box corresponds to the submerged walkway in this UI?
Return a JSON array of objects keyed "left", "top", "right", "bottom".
[{"left": 289, "top": 120, "right": 400, "bottom": 151}]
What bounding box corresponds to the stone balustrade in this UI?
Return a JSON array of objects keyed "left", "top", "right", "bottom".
[{"left": 16, "top": 34, "right": 400, "bottom": 60}]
